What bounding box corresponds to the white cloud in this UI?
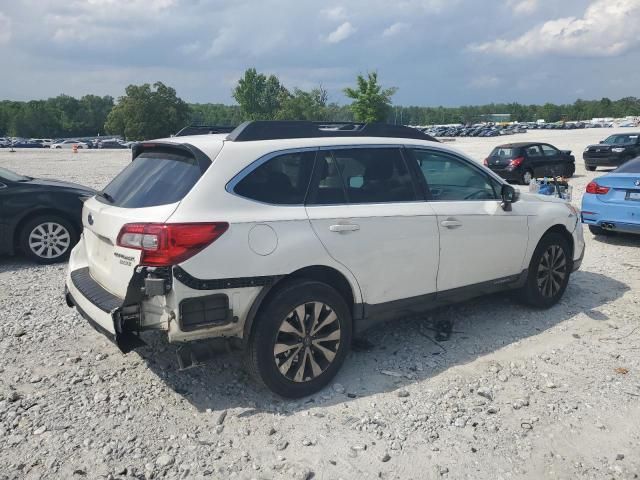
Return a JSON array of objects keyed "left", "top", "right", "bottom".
[
  {"left": 322, "top": 6, "right": 347, "bottom": 20},
  {"left": 506, "top": 0, "right": 538, "bottom": 15},
  {"left": 470, "top": 0, "right": 640, "bottom": 57},
  {"left": 0, "top": 12, "right": 12, "bottom": 45},
  {"left": 382, "top": 22, "right": 409, "bottom": 38},
  {"left": 325, "top": 21, "right": 356, "bottom": 43}
]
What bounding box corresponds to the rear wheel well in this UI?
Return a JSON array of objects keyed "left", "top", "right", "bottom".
[
  {"left": 242, "top": 265, "right": 356, "bottom": 344},
  {"left": 13, "top": 209, "right": 80, "bottom": 251}
]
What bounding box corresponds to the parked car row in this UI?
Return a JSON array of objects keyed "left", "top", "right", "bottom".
[
  {"left": 422, "top": 124, "right": 527, "bottom": 138},
  {"left": 0, "top": 137, "right": 133, "bottom": 149}
]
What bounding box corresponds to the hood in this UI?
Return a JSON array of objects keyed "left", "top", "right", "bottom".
[{"left": 27, "top": 177, "right": 96, "bottom": 193}]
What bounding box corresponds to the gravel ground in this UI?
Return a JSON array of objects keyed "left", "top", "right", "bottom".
[{"left": 1, "top": 129, "right": 639, "bottom": 480}]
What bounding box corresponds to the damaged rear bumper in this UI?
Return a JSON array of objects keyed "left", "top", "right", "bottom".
[{"left": 65, "top": 267, "right": 145, "bottom": 353}]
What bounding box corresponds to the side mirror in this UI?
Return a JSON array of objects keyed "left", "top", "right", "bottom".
[
  {"left": 599, "top": 140, "right": 604, "bottom": 144},
  {"left": 501, "top": 184, "right": 518, "bottom": 210}
]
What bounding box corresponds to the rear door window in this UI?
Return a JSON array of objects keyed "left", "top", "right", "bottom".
[
  {"left": 307, "top": 148, "right": 417, "bottom": 204},
  {"left": 491, "top": 147, "right": 516, "bottom": 159},
  {"left": 234, "top": 151, "right": 315, "bottom": 204},
  {"left": 100, "top": 150, "right": 203, "bottom": 208},
  {"left": 526, "top": 145, "right": 543, "bottom": 158}
]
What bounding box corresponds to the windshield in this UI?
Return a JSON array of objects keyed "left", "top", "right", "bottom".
[
  {"left": 602, "top": 134, "right": 639, "bottom": 146},
  {"left": 100, "top": 150, "right": 203, "bottom": 208},
  {"left": 0, "top": 167, "right": 30, "bottom": 182}
]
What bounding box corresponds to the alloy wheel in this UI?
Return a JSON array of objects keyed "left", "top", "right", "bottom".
[
  {"left": 274, "top": 302, "right": 341, "bottom": 383},
  {"left": 28, "top": 222, "right": 71, "bottom": 259},
  {"left": 536, "top": 245, "right": 567, "bottom": 298}
]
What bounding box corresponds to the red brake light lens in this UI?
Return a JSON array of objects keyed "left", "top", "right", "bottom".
[
  {"left": 585, "top": 181, "right": 609, "bottom": 195},
  {"left": 117, "top": 223, "right": 229, "bottom": 266},
  {"left": 509, "top": 156, "right": 525, "bottom": 167}
]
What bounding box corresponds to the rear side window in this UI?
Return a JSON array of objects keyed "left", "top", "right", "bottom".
[
  {"left": 234, "top": 151, "right": 315, "bottom": 204},
  {"left": 101, "top": 150, "right": 202, "bottom": 208},
  {"left": 308, "top": 148, "right": 417, "bottom": 204}
]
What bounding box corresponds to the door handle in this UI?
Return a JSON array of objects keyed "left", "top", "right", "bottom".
[
  {"left": 440, "top": 219, "right": 462, "bottom": 229},
  {"left": 329, "top": 224, "right": 360, "bottom": 233}
]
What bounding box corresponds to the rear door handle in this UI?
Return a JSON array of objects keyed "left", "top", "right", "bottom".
[
  {"left": 440, "top": 219, "right": 462, "bottom": 229},
  {"left": 329, "top": 224, "right": 360, "bottom": 232}
]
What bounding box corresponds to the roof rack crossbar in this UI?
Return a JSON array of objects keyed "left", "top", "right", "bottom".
[
  {"left": 175, "top": 125, "right": 237, "bottom": 137},
  {"left": 226, "top": 121, "right": 438, "bottom": 142}
]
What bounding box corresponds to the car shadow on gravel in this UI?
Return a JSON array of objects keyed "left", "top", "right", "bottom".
[
  {"left": 135, "top": 270, "right": 629, "bottom": 414},
  {"left": 591, "top": 232, "right": 640, "bottom": 248},
  {"left": 0, "top": 256, "right": 46, "bottom": 273}
]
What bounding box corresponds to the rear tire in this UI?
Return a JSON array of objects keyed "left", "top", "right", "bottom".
[
  {"left": 586, "top": 166, "right": 596, "bottom": 172},
  {"left": 517, "top": 232, "right": 571, "bottom": 309},
  {"left": 19, "top": 215, "right": 78, "bottom": 264},
  {"left": 521, "top": 169, "right": 534, "bottom": 185},
  {"left": 245, "top": 280, "right": 352, "bottom": 398}
]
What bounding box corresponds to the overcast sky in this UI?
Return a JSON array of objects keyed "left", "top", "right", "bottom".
[{"left": 1, "top": 0, "right": 639, "bottom": 106}]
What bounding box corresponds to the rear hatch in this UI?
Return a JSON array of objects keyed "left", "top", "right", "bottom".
[
  {"left": 80, "top": 143, "right": 215, "bottom": 298},
  {"left": 594, "top": 173, "right": 640, "bottom": 210},
  {"left": 487, "top": 147, "right": 519, "bottom": 170}
]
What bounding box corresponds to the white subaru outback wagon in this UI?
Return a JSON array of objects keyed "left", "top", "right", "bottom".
[{"left": 65, "top": 121, "right": 585, "bottom": 398}]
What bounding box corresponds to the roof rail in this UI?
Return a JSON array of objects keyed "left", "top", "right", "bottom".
[
  {"left": 175, "top": 125, "right": 237, "bottom": 137},
  {"left": 226, "top": 121, "right": 438, "bottom": 142}
]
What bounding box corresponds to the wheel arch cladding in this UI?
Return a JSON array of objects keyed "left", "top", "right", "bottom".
[
  {"left": 242, "top": 265, "right": 357, "bottom": 344},
  {"left": 542, "top": 224, "right": 574, "bottom": 261},
  {"left": 14, "top": 209, "right": 80, "bottom": 251}
]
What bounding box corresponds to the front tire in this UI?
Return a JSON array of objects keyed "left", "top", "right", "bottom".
[
  {"left": 517, "top": 232, "right": 571, "bottom": 308},
  {"left": 246, "top": 280, "right": 352, "bottom": 398},
  {"left": 19, "top": 215, "right": 78, "bottom": 264}
]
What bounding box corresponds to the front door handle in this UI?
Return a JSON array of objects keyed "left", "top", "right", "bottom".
[
  {"left": 440, "top": 219, "right": 462, "bottom": 229},
  {"left": 329, "top": 224, "right": 360, "bottom": 233}
]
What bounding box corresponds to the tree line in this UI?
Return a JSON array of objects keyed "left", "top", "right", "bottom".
[{"left": 1, "top": 68, "right": 640, "bottom": 140}]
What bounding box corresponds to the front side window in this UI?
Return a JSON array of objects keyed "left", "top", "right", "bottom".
[
  {"left": 541, "top": 145, "right": 558, "bottom": 157},
  {"left": 234, "top": 151, "right": 315, "bottom": 205},
  {"left": 526, "top": 145, "right": 543, "bottom": 158},
  {"left": 413, "top": 150, "right": 499, "bottom": 201}
]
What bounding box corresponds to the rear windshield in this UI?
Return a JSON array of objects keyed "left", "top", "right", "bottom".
[
  {"left": 616, "top": 158, "right": 640, "bottom": 173},
  {"left": 100, "top": 151, "right": 202, "bottom": 208},
  {"left": 602, "top": 134, "right": 639, "bottom": 145},
  {"left": 490, "top": 147, "right": 518, "bottom": 158}
]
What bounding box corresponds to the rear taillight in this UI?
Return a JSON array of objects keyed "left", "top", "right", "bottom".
[
  {"left": 509, "top": 156, "right": 525, "bottom": 167},
  {"left": 483, "top": 158, "right": 489, "bottom": 166},
  {"left": 117, "top": 223, "right": 229, "bottom": 266},
  {"left": 586, "top": 181, "right": 610, "bottom": 195}
]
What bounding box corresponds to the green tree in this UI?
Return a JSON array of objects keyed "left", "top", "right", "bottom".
[
  {"left": 105, "top": 82, "right": 190, "bottom": 140},
  {"left": 344, "top": 72, "right": 397, "bottom": 123},
  {"left": 232, "top": 68, "right": 288, "bottom": 120},
  {"left": 276, "top": 87, "right": 328, "bottom": 121}
]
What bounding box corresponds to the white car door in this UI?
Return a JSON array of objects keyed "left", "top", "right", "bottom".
[
  {"left": 409, "top": 148, "right": 529, "bottom": 292},
  {"left": 305, "top": 147, "right": 440, "bottom": 310}
]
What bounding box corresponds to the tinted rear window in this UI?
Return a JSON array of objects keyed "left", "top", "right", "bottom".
[
  {"left": 616, "top": 158, "right": 640, "bottom": 173},
  {"left": 100, "top": 151, "right": 202, "bottom": 208},
  {"left": 490, "top": 147, "right": 517, "bottom": 158}
]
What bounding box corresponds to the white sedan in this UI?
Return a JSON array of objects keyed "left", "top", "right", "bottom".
[{"left": 51, "top": 140, "right": 89, "bottom": 149}]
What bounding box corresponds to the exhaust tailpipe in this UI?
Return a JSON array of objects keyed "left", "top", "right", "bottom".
[{"left": 601, "top": 222, "right": 616, "bottom": 231}]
